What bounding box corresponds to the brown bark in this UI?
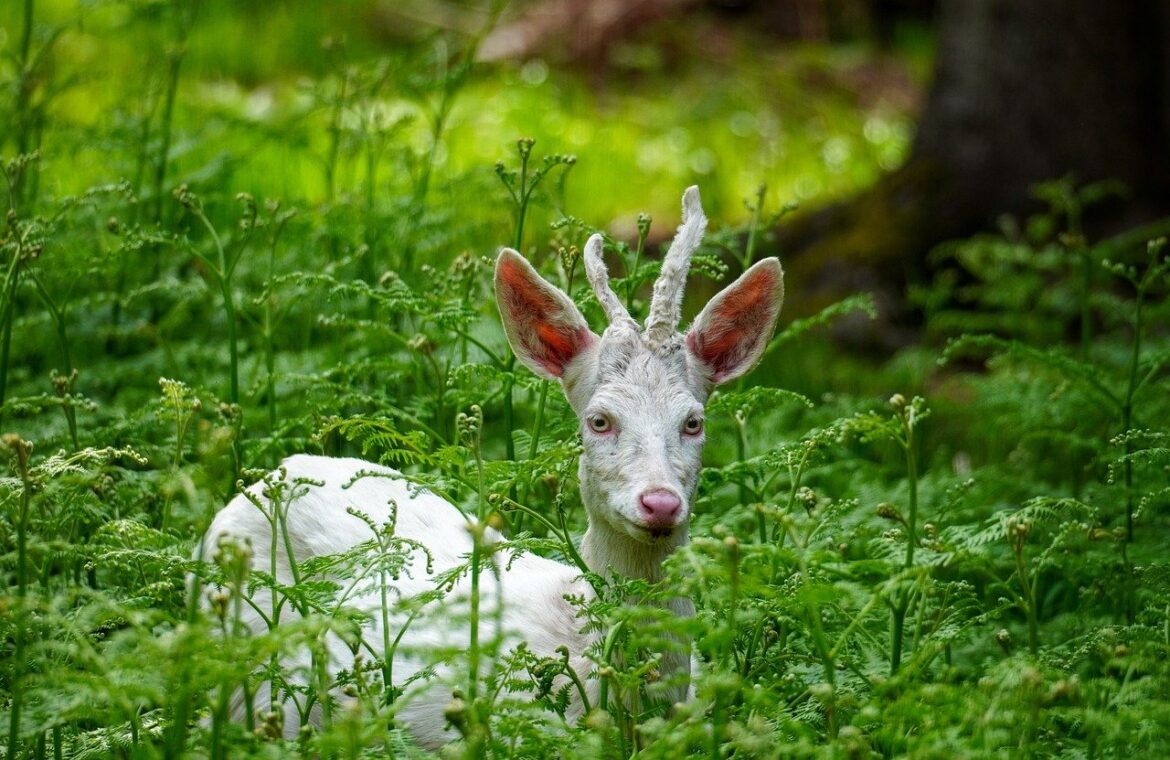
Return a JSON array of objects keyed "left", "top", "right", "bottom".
[{"left": 769, "top": 0, "right": 1170, "bottom": 327}]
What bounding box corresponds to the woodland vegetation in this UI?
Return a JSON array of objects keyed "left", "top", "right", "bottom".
[{"left": 2, "top": 1, "right": 1169, "bottom": 757}]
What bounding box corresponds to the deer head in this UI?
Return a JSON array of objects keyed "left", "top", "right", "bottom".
[{"left": 495, "top": 187, "right": 784, "bottom": 575}]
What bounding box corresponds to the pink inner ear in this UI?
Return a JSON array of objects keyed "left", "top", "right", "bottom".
[
  {"left": 499, "top": 257, "right": 592, "bottom": 377},
  {"left": 688, "top": 265, "right": 779, "bottom": 382},
  {"left": 530, "top": 324, "right": 592, "bottom": 377}
]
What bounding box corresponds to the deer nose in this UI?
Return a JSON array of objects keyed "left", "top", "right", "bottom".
[{"left": 639, "top": 489, "right": 681, "bottom": 527}]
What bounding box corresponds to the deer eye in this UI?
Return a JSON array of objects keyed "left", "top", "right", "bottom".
[
  {"left": 586, "top": 415, "right": 612, "bottom": 434},
  {"left": 683, "top": 416, "right": 704, "bottom": 436}
]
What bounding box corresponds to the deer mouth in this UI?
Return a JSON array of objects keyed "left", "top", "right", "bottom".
[
  {"left": 646, "top": 524, "right": 676, "bottom": 539},
  {"left": 609, "top": 510, "right": 684, "bottom": 543},
  {"left": 623, "top": 518, "right": 680, "bottom": 541}
]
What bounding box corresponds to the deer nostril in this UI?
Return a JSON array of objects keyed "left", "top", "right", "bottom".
[{"left": 639, "top": 489, "right": 681, "bottom": 526}]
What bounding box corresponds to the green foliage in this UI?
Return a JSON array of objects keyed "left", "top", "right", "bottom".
[{"left": 1, "top": 3, "right": 1168, "bottom": 759}]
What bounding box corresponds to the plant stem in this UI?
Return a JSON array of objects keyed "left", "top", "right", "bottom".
[
  {"left": 783, "top": 520, "right": 835, "bottom": 688},
  {"left": 1122, "top": 293, "right": 1142, "bottom": 546},
  {"left": 891, "top": 403, "right": 920, "bottom": 675},
  {"left": 220, "top": 281, "right": 239, "bottom": 407},
  {"left": 890, "top": 603, "right": 906, "bottom": 675},
  {"left": 269, "top": 489, "right": 282, "bottom": 708},
  {"left": 0, "top": 298, "right": 14, "bottom": 428},
  {"left": 0, "top": 213, "right": 28, "bottom": 427},
  {"left": 502, "top": 355, "right": 516, "bottom": 466},
  {"left": 904, "top": 428, "right": 919, "bottom": 570},
  {"left": 193, "top": 209, "right": 240, "bottom": 406},
  {"left": 151, "top": 13, "right": 187, "bottom": 226},
  {"left": 147, "top": 0, "right": 191, "bottom": 317},
  {"left": 263, "top": 211, "right": 291, "bottom": 433},
  {"left": 736, "top": 415, "right": 749, "bottom": 509},
  {"left": 514, "top": 149, "right": 530, "bottom": 251},
  {"left": 1118, "top": 278, "right": 1145, "bottom": 624},
  {"left": 499, "top": 144, "right": 531, "bottom": 482},
  {"left": 625, "top": 218, "right": 649, "bottom": 311},
  {"left": 743, "top": 183, "right": 766, "bottom": 271},
  {"left": 10, "top": 0, "right": 37, "bottom": 204},
  {"left": 468, "top": 531, "right": 482, "bottom": 704},
  {"left": 466, "top": 413, "right": 488, "bottom": 753},
  {"left": 265, "top": 310, "right": 276, "bottom": 431},
  {"left": 711, "top": 690, "right": 724, "bottom": 760},
  {"left": 1014, "top": 539, "right": 1039, "bottom": 654},
  {"left": 29, "top": 271, "right": 79, "bottom": 448},
  {"left": 776, "top": 450, "right": 809, "bottom": 544},
  {"left": 19, "top": 1, "right": 35, "bottom": 101},
  {"left": 516, "top": 380, "right": 549, "bottom": 511},
  {"left": 324, "top": 68, "right": 347, "bottom": 205},
  {"left": 6, "top": 438, "right": 32, "bottom": 759},
  {"left": 379, "top": 545, "right": 394, "bottom": 705},
  {"left": 528, "top": 381, "right": 549, "bottom": 463}
]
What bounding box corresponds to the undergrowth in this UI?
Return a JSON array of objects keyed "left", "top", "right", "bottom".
[{"left": 2, "top": 1, "right": 1169, "bottom": 758}]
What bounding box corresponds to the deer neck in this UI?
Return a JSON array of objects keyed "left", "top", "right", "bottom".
[
  {"left": 577, "top": 474, "right": 696, "bottom": 695},
  {"left": 578, "top": 504, "right": 687, "bottom": 583}
]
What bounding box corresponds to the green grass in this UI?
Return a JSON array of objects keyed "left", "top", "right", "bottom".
[{"left": 2, "top": 1, "right": 1170, "bottom": 758}]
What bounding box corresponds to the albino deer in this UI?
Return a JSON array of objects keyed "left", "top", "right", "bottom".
[{"left": 199, "top": 186, "right": 784, "bottom": 748}]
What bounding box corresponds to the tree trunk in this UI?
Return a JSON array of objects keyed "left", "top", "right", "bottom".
[{"left": 771, "top": 0, "right": 1170, "bottom": 326}]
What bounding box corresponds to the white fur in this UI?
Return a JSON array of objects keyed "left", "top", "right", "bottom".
[
  {"left": 202, "top": 454, "right": 595, "bottom": 747},
  {"left": 198, "top": 187, "right": 784, "bottom": 749}
]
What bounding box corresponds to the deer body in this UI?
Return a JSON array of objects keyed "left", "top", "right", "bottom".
[
  {"left": 199, "top": 187, "right": 784, "bottom": 748},
  {"left": 203, "top": 454, "right": 600, "bottom": 747}
]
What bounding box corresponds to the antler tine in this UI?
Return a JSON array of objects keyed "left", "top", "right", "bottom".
[
  {"left": 645, "top": 185, "right": 707, "bottom": 348},
  {"left": 583, "top": 233, "right": 635, "bottom": 326}
]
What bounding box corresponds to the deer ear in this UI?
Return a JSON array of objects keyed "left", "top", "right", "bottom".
[
  {"left": 495, "top": 249, "right": 598, "bottom": 380},
  {"left": 685, "top": 258, "right": 784, "bottom": 385}
]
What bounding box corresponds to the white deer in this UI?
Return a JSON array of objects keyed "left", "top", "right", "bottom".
[{"left": 199, "top": 186, "right": 784, "bottom": 748}]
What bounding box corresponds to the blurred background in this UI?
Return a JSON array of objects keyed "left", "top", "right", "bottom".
[
  {"left": 3, "top": 6, "right": 1170, "bottom": 756},
  {"left": 8, "top": 0, "right": 1167, "bottom": 328},
  {"left": 7, "top": 0, "right": 926, "bottom": 217}
]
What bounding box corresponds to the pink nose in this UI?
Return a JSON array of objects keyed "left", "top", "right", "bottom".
[{"left": 639, "top": 489, "right": 681, "bottom": 527}]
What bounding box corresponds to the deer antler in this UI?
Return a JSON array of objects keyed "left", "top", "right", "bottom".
[
  {"left": 583, "top": 233, "right": 636, "bottom": 327},
  {"left": 644, "top": 185, "right": 707, "bottom": 349}
]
